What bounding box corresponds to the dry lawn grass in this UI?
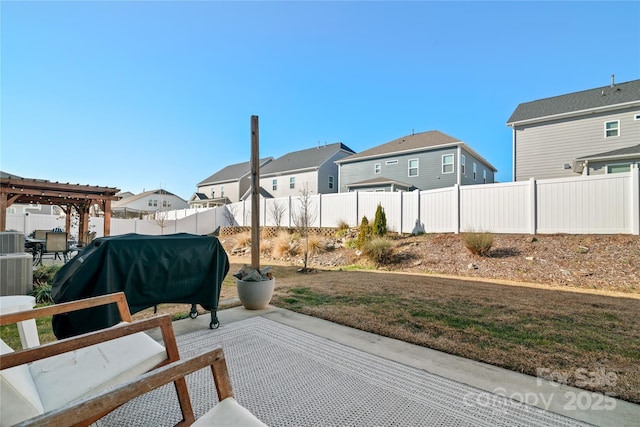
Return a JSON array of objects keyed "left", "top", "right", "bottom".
[{"left": 262, "top": 265, "right": 640, "bottom": 404}]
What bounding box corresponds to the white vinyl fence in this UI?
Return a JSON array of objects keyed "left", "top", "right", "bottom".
[{"left": 7, "top": 168, "right": 640, "bottom": 238}]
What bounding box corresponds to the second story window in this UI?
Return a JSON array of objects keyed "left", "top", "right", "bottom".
[
  {"left": 290, "top": 177, "right": 295, "bottom": 189},
  {"left": 272, "top": 179, "right": 277, "bottom": 191},
  {"left": 473, "top": 163, "right": 477, "bottom": 180},
  {"left": 328, "top": 176, "right": 334, "bottom": 189},
  {"left": 442, "top": 155, "right": 453, "bottom": 174},
  {"left": 220, "top": 186, "right": 224, "bottom": 197},
  {"left": 461, "top": 154, "right": 466, "bottom": 175},
  {"left": 148, "top": 199, "right": 158, "bottom": 207},
  {"left": 605, "top": 120, "right": 619, "bottom": 138},
  {"left": 483, "top": 170, "right": 487, "bottom": 184},
  {"left": 408, "top": 159, "right": 419, "bottom": 176},
  {"left": 374, "top": 163, "right": 381, "bottom": 174}
]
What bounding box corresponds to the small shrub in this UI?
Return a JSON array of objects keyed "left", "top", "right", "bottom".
[
  {"left": 344, "top": 238, "right": 358, "bottom": 249},
  {"left": 373, "top": 204, "right": 387, "bottom": 236},
  {"left": 335, "top": 228, "right": 349, "bottom": 238},
  {"left": 463, "top": 232, "right": 494, "bottom": 256},
  {"left": 362, "top": 237, "right": 394, "bottom": 265},
  {"left": 336, "top": 219, "right": 350, "bottom": 231},
  {"left": 307, "top": 234, "right": 323, "bottom": 255},
  {"left": 32, "top": 284, "right": 53, "bottom": 304},
  {"left": 234, "top": 232, "right": 251, "bottom": 249},
  {"left": 356, "top": 216, "right": 372, "bottom": 249},
  {"left": 272, "top": 231, "right": 299, "bottom": 258},
  {"left": 33, "top": 264, "right": 61, "bottom": 286}
]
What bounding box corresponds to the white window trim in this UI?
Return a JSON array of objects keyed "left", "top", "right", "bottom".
[
  {"left": 483, "top": 169, "right": 487, "bottom": 184},
  {"left": 385, "top": 160, "right": 398, "bottom": 165},
  {"left": 634, "top": 114, "right": 640, "bottom": 121},
  {"left": 374, "top": 163, "right": 381, "bottom": 174},
  {"left": 272, "top": 179, "right": 277, "bottom": 191},
  {"left": 289, "top": 177, "right": 295, "bottom": 189},
  {"left": 604, "top": 120, "right": 620, "bottom": 138},
  {"left": 461, "top": 154, "right": 466, "bottom": 175},
  {"left": 328, "top": 175, "right": 334, "bottom": 189},
  {"left": 473, "top": 163, "right": 477, "bottom": 181},
  {"left": 441, "top": 155, "right": 454, "bottom": 174},
  {"left": 408, "top": 159, "right": 419, "bottom": 177}
]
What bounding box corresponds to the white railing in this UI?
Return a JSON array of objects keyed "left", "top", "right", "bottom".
[{"left": 7, "top": 168, "right": 639, "bottom": 237}]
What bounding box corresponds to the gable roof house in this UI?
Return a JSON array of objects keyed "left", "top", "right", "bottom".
[
  {"left": 335, "top": 130, "right": 496, "bottom": 193},
  {"left": 192, "top": 158, "right": 273, "bottom": 207},
  {"left": 257, "top": 142, "right": 355, "bottom": 198},
  {"left": 111, "top": 189, "right": 188, "bottom": 218},
  {"left": 507, "top": 77, "right": 640, "bottom": 181}
]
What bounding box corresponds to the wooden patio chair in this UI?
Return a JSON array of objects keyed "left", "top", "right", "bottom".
[
  {"left": 0, "top": 292, "right": 189, "bottom": 426},
  {"left": 13, "top": 347, "right": 268, "bottom": 427}
]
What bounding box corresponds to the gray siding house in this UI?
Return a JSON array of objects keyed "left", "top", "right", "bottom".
[
  {"left": 193, "top": 158, "right": 273, "bottom": 206},
  {"left": 336, "top": 131, "right": 496, "bottom": 193},
  {"left": 507, "top": 78, "right": 640, "bottom": 181},
  {"left": 259, "top": 143, "right": 355, "bottom": 198}
]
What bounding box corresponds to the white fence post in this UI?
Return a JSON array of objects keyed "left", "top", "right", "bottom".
[
  {"left": 453, "top": 184, "right": 460, "bottom": 234},
  {"left": 318, "top": 193, "right": 322, "bottom": 228},
  {"left": 529, "top": 177, "right": 537, "bottom": 235},
  {"left": 632, "top": 165, "right": 640, "bottom": 235}
]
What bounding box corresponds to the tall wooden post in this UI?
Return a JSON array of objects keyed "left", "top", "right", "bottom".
[{"left": 250, "top": 115, "right": 260, "bottom": 270}]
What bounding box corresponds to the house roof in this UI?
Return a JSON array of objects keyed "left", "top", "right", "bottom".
[
  {"left": 197, "top": 158, "right": 273, "bottom": 186},
  {"left": 507, "top": 79, "right": 640, "bottom": 125},
  {"left": 336, "top": 130, "right": 497, "bottom": 172},
  {"left": 346, "top": 177, "right": 413, "bottom": 189},
  {"left": 576, "top": 143, "right": 640, "bottom": 161},
  {"left": 240, "top": 186, "right": 274, "bottom": 201},
  {"left": 111, "top": 189, "right": 184, "bottom": 208},
  {"left": 260, "top": 142, "right": 355, "bottom": 176},
  {"left": 337, "top": 130, "right": 459, "bottom": 163}
]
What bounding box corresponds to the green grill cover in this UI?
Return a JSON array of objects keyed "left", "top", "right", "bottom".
[{"left": 51, "top": 233, "right": 229, "bottom": 338}]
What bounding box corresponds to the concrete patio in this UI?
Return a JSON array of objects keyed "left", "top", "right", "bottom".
[{"left": 137, "top": 304, "right": 639, "bottom": 427}]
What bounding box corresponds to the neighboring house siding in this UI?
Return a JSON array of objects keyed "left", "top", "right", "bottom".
[
  {"left": 460, "top": 148, "right": 495, "bottom": 184},
  {"left": 514, "top": 107, "right": 640, "bottom": 181},
  {"left": 198, "top": 181, "right": 242, "bottom": 203},
  {"left": 340, "top": 147, "right": 460, "bottom": 192},
  {"left": 261, "top": 170, "right": 318, "bottom": 198},
  {"left": 317, "top": 151, "right": 352, "bottom": 194}
]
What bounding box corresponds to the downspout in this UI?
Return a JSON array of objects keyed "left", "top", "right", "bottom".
[{"left": 584, "top": 160, "right": 589, "bottom": 176}]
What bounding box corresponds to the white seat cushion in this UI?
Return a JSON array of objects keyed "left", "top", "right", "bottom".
[
  {"left": 0, "top": 338, "right": 45, "bottom": 427},
  {"left": 192, "top": 397, "right": 267, "bottom": 427},
  {"left": 29, "top": 332, "right": 167, "bottom": 412}
]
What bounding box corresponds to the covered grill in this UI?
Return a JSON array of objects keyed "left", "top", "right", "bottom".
[{"left": 51, "top": 233, "right": 229, "bottom": 338}]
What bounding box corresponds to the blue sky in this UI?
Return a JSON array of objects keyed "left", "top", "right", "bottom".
[{"left": 2, "top": 1, "right": 639, "bottom": 200}]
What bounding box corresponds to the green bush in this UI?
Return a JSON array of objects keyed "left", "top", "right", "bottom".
[
  {"left": 362, "top": 237, "right": 394, "bottom": 265},
  {"left": 31, "top": 264, "right": 61, "bottom": 304},
  {"left": 373, "top": 204, "right": 387, "bottom": 236},
  {"left": 356, "top": 216, "right": 372, "bottom": 249},
  {"left": 463, "top": 232, "right": 494, "bottom": 256}
]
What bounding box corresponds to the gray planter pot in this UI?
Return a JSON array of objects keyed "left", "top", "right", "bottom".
[{"left": 236, "top": 278, "right": 275, "bottom": 310}]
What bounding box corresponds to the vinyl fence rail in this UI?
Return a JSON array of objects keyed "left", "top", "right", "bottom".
[{"left": 8, "top": 167, "right": 640, "bottom": 238}]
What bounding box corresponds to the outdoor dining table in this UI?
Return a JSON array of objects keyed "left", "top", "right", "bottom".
[{"left": 25, "top": 237, "right": 76, "bottom": 266}]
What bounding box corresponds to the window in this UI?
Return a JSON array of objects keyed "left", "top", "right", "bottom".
[
  {"left": 461, "top": 155, "right": 466, "bottom": 175},
  {"left": 374, "top": 163, "right": 381, "bottom": 174},
  {"left": 162, "top": 200, "right": 172, "bottom": 208},
  {"left": 441, "top": 155, "right": 453, "bottom": 174},
  {"left": 408, "top": 159, "right": 419, "bottom": 176},
  {"left": 148, "top": 199, "right": 157, "bottom": 207},
  {"left": 607, "top": 164, "right": 631, "bottom": 174},
  {"left": 635, "top": 114, "right": 640, "bottom": 121},
  {"left": 385, "top": 160, "right": 398, "bottom": 165},
  {"left": 328, "top": 176, "right": 334, "bottom": 189},
  {"left": 473, "top": 163, "right": 477, "bottom": 180},
  {"left": 605, "top": 120, "right": 619, "bottom": 138},
  {"left": 483, "top": 170, "right": 487, "bottom": 184},
  {"left": 220, "top": 186, "right": 224, "bottom": 197},
  {"left": 290, "top": 177, "right": 295, "bottom": 189},
  {"left": 272, "top": 179, "right": 277, "bottom": 191}
]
